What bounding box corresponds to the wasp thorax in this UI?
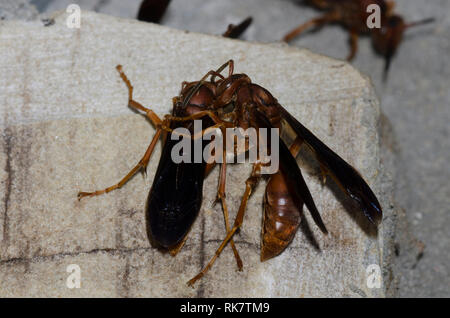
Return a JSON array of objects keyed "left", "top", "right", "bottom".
[
  {"left": 216, "top": 74, "right": 251, "bottom": 96},
  {"left": 188, "top": 85, "right": 215, "bottom": 107}
]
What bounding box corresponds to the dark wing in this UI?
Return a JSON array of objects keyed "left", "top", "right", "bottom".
[
  {"left": 278, "top": 136, "right": 328, "bottom": 234},
  {"left": 147, "top": 106, "right": 213, "bottom": 248},
  {"left": 253, "top": 109, "right": 328, "bottom": 234},
  {"left": 279, "top": 105, "right": 382, "bottom": 225},
  {"left": 146, "top": 133, "right": 206, "bottom": 248}
]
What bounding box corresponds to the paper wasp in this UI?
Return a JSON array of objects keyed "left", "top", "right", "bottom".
[
  {"left": 77, "top": 60, "right": 382, "bottom": 286},
  {"left": 283, "top": 0, "right": 434, "bottom": 76}
]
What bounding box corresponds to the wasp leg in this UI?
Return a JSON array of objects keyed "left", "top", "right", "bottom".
[
  {"left": 203, "top": 137, "right": 243, "bottom": 271},
  {"left": 282, "top": 11, "right": 340, "bottom": 43},
  {"left": 319, "top": 163, "right": 328, "bottom": 185},
  {"left": 165, "top": 111, "right": 232, "bottom": 129},
  {"left": 160, "top": 123, "right": 224, "bottom": 142},
  {"left": 211, "top": 59, "right": 234, "bottom": 81},
  {"left": 216, "top": 137, "right": 243, "bottom": 271},
  {"left": 182, "top": 60, "right": 234, "bottom": 104},
  {"left": 289, "top": 136, "right": 304, "bottom": 156},
  {"left": 386, "top": 0, "right": 396, "bottom": 16},
  {"left": 168, "top": 234, "right": 189, "bottom": 256},
  {"left": 293, "top": 133, "right": 326, "bottom": 186},
  {"left": 187, "top": 162, "right": 262, "bottom": 287},
  {"left": 205, "top": 162, "right": 216, "bottom": 177},
  {"left": 161, "top": 114, "right": 232, "bottom": 142},
  {"left": 117, "top": 63, "right": 231, "bottom": 132},
  {"left": 347, "top": 30, "right": 359, "bottom": 61},
  {"left": 199, "top": 59, "right": 234, "bottom": 83},
  {"left": 77, "top": 119, "right": 220, "bottom": 200},
  {"left": 116, "top": 65, "right": 165, "bottom": 128},
  {"left": 117, "top": 64, "right": 183, "bottom": 140},
  {"left": 117, "top": 65, "right": 231, "bottom": 138},
  {"left": 77, "top": 128, "right": 163, "bottom": 200}
]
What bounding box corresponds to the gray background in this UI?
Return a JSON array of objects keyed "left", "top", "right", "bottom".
[{"left": 2, "top": 0, "right": 449, "bottom": 297}]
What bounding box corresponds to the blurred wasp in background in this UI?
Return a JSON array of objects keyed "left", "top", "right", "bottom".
[{"left": 283, "top": 0, "right": 434, "bottom": 78}]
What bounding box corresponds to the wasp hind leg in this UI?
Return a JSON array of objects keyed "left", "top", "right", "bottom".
[
  {"left": 215, "top": 144, "right": 243, "bottom": 271},
  {"left": 187, "top": 162, "right": 263, "bottom": 287},
  {"left": 168, "top": 235, "right": 189, "bottom": 256}
]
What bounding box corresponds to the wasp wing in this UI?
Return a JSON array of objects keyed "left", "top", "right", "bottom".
[
  {"left": 146, "top": 131, "right": 207, "bottom": 248},
  {"left": 147, "top": 107, "right": 214, "bottom": 248},
  {"left": 279, "top": 105, "right": 382, "bottom": 225},
  {"left": 278, "top": 136, "right": 328, "bottom": 234},
  {"left": 253, "top": 109, "right": 328, "bottom": 234}
]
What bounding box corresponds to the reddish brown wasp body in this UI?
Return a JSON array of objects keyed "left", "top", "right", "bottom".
[
  {"left": 261, "top": 141, "right": 303, "bottom": 261},
  {"left": 283, "top": 0, "right": 434, "bottom": 74},
  {"left": 78, "top": 60, "right": 382, "bottom": 287}
]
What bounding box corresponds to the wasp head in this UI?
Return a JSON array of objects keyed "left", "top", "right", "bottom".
[
  {"left": 371, "top": 15, "right": 406, "bottom": 76},
  {"left": 371, "top": 15, "right": 435, "bottom": 78}
]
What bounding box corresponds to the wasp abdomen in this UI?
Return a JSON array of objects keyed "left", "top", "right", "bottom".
[{"left": 261, "top": 171, "right": 303, "bottom": 261}]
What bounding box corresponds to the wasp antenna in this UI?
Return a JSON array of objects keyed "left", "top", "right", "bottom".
[{"left": 406, "top": 17, "right": 435, "bottom": 29}]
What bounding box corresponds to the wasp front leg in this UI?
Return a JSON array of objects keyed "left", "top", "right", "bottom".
[
  {"left": 77, "top": 65, "right": 170, "bottom": 200},
  {"left": 116, "top": 65, "right": 165, "bottom": 128},
  {"left": 282, "top": 11, "right": 340, "bottom": 43},
  {"left": 347, "top": 30, "right": 359, "bottom": 61},
  {"left": 77, "top": 128, "right": 163, "bottom": 200}
]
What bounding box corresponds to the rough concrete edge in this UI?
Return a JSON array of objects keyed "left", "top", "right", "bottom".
[
  {"left": 357, "top": 73, "right": 394, "bottom": 298},
  {"left": 356, "top": 70, "right": 397, "bottom": 297}
]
